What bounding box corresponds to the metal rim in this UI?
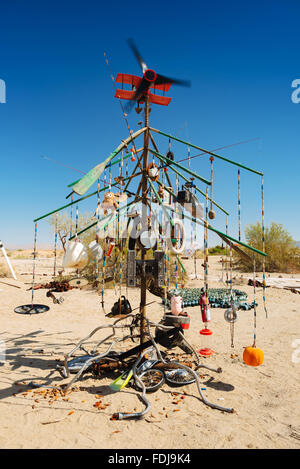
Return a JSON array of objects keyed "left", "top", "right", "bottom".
[
  {"left": 14, "top": 304, "right": 50, "bottom": 315},
  {"left": 135, "top": 369, "right": 165, "bottom": 393},
  {"left": 165, "top": 368, "right": 196, "bottom": 386},
  {"left": 67, "top": 355, "right": 93, "bottom": 373}
]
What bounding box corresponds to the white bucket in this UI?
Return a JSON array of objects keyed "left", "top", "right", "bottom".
[
  {"left": 62, "top": 241, "right": 88, "bottom": 269},
  {"left": 89, "top": 240, "right": 103, "bottom": 260}
]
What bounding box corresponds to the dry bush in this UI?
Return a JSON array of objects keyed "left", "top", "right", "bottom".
[
  {"left": 0, "top": 261, "right": 10, "bottom": 278},
  {"left": 233, "top": 221, "right": 300, "bottom": 273}
]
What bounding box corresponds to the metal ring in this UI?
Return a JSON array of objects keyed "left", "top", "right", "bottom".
[
  {"left": 224, "top": 307, "right": 238, "bottom": 323},
  {"left": 134, "top": 369, "right": 165, "bottom": 393}
]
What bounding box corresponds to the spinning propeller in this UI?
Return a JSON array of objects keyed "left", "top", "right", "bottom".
[{"left": 126, "top": 38, "right": 191, "bottom": 111}]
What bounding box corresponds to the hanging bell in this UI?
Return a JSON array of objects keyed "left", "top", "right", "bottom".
[
  {"left": 165, "top": 150, "right": 174, "bottom": 165},
  {"left": 208, "top": 210, "right": 216, "bottom": 220}
]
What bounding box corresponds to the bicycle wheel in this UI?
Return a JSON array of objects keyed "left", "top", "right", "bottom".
[
  {"left": 134, "top": 369, "right": 165, "bottom": 393},
  {"left": 165, "top": 368, "right": 196, "bottom": 386}
]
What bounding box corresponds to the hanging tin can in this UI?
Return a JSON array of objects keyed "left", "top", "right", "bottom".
[{"left": 199, "top": 292, "right": 211, "bottom": 322}]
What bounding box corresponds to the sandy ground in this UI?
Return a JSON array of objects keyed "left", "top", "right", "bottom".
[{"left": 0, "top": 252, "right": 299, "bottom": 449}]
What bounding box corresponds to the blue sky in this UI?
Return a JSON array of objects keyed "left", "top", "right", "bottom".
[{"left": 0, "top": 0, "right": 299, "bottom": 249}]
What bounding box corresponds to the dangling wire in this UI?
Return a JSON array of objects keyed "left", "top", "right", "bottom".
[
  {"left": 167, "top": 250, "right": 170, "bottom": 293},
  {"left": 101, "top": 240, "right": 106, "bottom": 314},
  {"left": 53, "top": 214, "right": 58, "bottom": 277},
  {"left": 96, "top": 178, "right": 101, "bottom": 306},
  {"left": 125, "top": 150, "right": 129, "bottom": 180},
  {"left": 174, "top": 255, "right": 178, "bottom": 291},
  {"left": 70, "top": 194, "right": 73, "bottom": 239},
  {"left": 117, "top": 160, "right": 122, "bottom": 301},
  {"left": 100, "top": 169, "right": 107, "bottom": 313},
  {"left": 75, "top": 203, "right": 80, "bottom": 278},
  {"left": 220, "top": 216, "right": 225, "bottom": 284},
  {"left": 229, "top": 235, "right": 234, "bottom": 348},
  {"left": 31, "top": 223, "right": 38, "bottom": 310},
  {"left": 186, "top": 123, "right": 191, "bottom": 170},
  {"left": 75, "top": 203, "right": 79, "bottom": 241},
  {"left": 238, "top": 169, "right": 241, "bottom": 242},
  {"left": 164, "top": 240, "right": 168, "bottom": 314},
  {"left": 204, "top": 187, "right": 209, "bottom": 328},
  {"left": 261, "top": 175, "right": 268, "bottom": 319},
  {"left": 209, "top": 156, "right": 214, "bottom": 214},
  {"left": 225, "top": 216, "right": 229, "bottom": 294},
  {"left": 112, "top": 218, "right": 117, "bottom": 297},
  {"left": 193, "top": 180, "right": 197, "bottom": 278},
  {"left": 109, "top": 161, "right": 112, "bottom": 189},
  {"left": 252, "top": 256, "right": 257, "bottom": 347}
]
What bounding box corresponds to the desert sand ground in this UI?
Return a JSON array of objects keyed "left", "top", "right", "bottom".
[{"left": 0, "top": 251, "right": 299, "bottom": 449}]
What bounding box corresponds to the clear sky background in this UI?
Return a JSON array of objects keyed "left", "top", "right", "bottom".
[{"left": 0, "top": 0, "right": 299, "bottom": 249}]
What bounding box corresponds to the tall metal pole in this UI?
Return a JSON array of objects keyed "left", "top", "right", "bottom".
[{"left": 140, "top": 96, "right": 150, "bottom": 344}]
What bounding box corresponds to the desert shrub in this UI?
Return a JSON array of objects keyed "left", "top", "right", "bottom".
[
  {"left": 48, "top": 212, "right": 96, "bottom": 251},
  {"left": 0, "top": 261, "right": 10, "bottom": 277},
  {"left": 233, "top": 221, "right": 300, "bottom": 272},
  {"left": 208, "top": 245, "right": 226, "bottom": 256}
]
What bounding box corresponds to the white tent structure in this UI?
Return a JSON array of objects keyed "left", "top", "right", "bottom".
[{"left": 0, "top": 240, "right": 17, "bottom": 280}]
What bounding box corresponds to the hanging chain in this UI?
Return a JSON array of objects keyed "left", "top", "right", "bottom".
[
  {"left": 253, "top": 256, "right": 257, "bottom": 347},
  {"left": 225, "top": 216, "right": 229, "bottom": 294},
  {"left": 261, "top": 175, "right": 268, "bottom": 319},
  {"left": 53, "top": 214, "right": 58, "bottom": 277},
  {"left": 31, "top": 223, "right": 38, "bottom": 308},
  {"left": 204, "top": 187, "right": 209, "bottom": 328},
  {"left": 229, "top": 237, "right": 234, "bottom": 348},
  {"left": 238, "top": 169, "right": 241, "bottom": 242}
]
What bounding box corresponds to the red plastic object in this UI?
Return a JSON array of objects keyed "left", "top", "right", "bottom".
[
  {"left": 199, "top": 293, "right": 211, "bottom": 323},
  {"left": 114, "top": 89, "right": 135, "bottom": 100},
  {"left": 181, "top": 316, "right": 190, "bottom": 330},
  {"left": 198, "top": 348, "right": 214, "bottom": 356},
  {"left": 115, "top": 73, "right": 141, "bottom": 87},
  {"left": 115, "top": 89, "right": 172, "bottom": 106},
  {"left": 148, "top": 93, "right": 172, "bottom": 106},
  {"left": 114, "top": 72, "right": 172, "bottom": 106},
  {"left": 198, "top": 328, "right": 214, "bottom": 356},
  {"left": 107, "top": 243, "right": 114, "bottom": 257},
  {"left": 200, "top": 328, "right": 212, "bottom": 336},
  {"left": 115, "top": 73, "right": 172, "bottom": 92}
]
